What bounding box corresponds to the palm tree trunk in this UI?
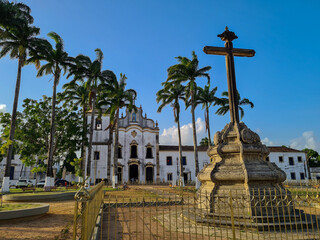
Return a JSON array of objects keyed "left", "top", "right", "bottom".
[
  {"left": 4, "top": 57, "right": 23, "bottom": 178},
  {"left": 46, "top": 71, "right": 59, "bottom": 179},
  {"left": 86, "top": 90, "right": 96, "bottom": 181},
  {"left": 112, "top": 109, "right": 119, "bottom": 188},
  {"left": 177, "top": 116, "right": 183, "bottom": 186},
  {"left": 191, "top": 90, "right": 199, "bottom": 176},
  {"left": 206, "top": 104, "right": 211, "bottom": 146},
  {"left": 107, "top": 127, "right": 113, "bottom": 182},
  {"left": 80, "top": 105, "right": 87, "bottom": 178}
]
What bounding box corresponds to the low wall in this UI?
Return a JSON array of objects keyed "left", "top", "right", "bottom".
[
  {"left": 3, "top": 192, "right": 75, "bottom": 202},
  {"left": 0, "top": 204, "right": 49, "bottom": 220}
]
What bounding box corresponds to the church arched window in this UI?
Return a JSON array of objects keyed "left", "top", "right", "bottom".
[{"left": 130, "top": 145, "right": 138, "bottom": 158}]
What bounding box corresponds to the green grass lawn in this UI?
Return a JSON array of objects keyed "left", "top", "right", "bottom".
[
  {"left": 9, "top": 191, "right": 77, "bottom": 197},
  {"left": 0, "top": 203, "right": 42, "bottom": 211},
  {"left": 9, "top": 187, "right": 78, "bottom": 194}
]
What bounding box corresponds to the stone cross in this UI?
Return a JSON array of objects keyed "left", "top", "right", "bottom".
[{"left": 203, "top": 27, "right": 255, "bottom": 123}]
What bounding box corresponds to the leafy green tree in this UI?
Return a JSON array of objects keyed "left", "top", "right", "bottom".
[
  {"left": 215, "top": 91, "right": 254, "bottom": 120},
  {"left": 18, "top": 96, "right": 82, "bottom": 174},
  {"left": 61, "top": 79, "right": 89, "bottom": 178},
  {"left": 303, "top": 148, "right": 320, "bottom": 179},
  {"left": 156, "top": 82, "right": 185, "bottom": 186},
  {"left": 0, "top": 19, "right": 47, "bottom": 188},
  {"left": 193, "top": 85, "right": 218, "bottom": 146},
  {"left": 166, "top": 51, "right": 211, "bottom": 179},
  {"left": 30, "top": 32, "right": 72, "bottom": 186},
  {"left": 99, "top": 73, "right": 136, "bottom": 188},
  {"left": 68, "top": 49, "right": 115, "bottom": 184},
  {"left": 199, "top": 137, "right": 213, "bottom": 147}
]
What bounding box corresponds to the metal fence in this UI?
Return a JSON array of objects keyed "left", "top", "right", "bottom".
[
  {"left": 73, "top": 181, "right": 105, "bottom": 240},
  {"left": 101, "top": 186, "right": 320, "bottom": 240}
]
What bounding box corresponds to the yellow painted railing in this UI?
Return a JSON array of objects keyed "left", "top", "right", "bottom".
[{"left": 73, "top": 181, "right": 104, "bottom": 240}]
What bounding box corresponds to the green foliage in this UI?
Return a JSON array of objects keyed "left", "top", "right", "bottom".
[
  {"left": 199, "top": 137, "right": 212, "bottom": 147},
  {"left": 0, "top": 96, "right": 83, "bottom": 171},
  {"left": 215, "top": 91, "right": 254, "bottom": 120},
  {"left": 303, "top": 148, "right": 320, "bottom": 167},
  {"left": 70, "top": 157, "right": 83, "bottom": 177}
]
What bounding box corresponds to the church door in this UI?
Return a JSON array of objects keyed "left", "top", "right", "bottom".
[
  {"left": 129, "top": 164, "right": 139, "bottom": 184},
  {"left": 146, "top": 167, "right": 153, "bottom": 183},
  {"left": 117, "top": 167, "right": 122, "bottom": 183}
]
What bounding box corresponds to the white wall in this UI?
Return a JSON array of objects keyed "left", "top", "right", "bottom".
[{"left": 268, "top": 152, "right": 307, "bottom": 180}]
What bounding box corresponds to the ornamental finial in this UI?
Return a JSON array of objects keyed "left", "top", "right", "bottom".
[{"left": 218, "top": 27, "right": 238, "bottom": 42}]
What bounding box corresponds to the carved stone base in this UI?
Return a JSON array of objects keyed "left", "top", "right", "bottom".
[{"left": 196, "top": 122, "right": 293, "bottom": 223}]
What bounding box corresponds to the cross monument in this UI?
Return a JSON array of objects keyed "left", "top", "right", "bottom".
[{"left": 203, "top": 27, "right": 255, "bottom": 123}]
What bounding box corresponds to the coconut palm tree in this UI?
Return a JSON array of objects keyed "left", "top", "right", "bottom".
[
  {"left": 99, "top": 73, "right": 136, "bottom": 188},
  {"left": 31, "top": 32, "right": 73, "bottom": 188},
  {"left": 156, "top": 82, "right": 185, "bottom": 186},
  {"left": 68, "top": 49, "right": 115, "bottom": 185},
  {"left": 0, "top": 21, "right": 47, "bottom": 191},
  {"left": 61, "top": 79, "right": 89, "bottom": 178},
  {"left": 166, "top": 51, "right": 211, "bottom": 182},
  {"left": 215, "top": 91, "right": 254, "bottom": 120},
  {"left": 193, "top": 85, "right": 219, "bottom": 146}
]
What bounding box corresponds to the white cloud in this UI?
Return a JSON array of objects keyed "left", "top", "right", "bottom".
[
  {"left": 0, "top": 104, "right": 6, "bottom": 113},
  {"left": 160, "top": 118, "right": 207, "bottom": 145},
  {"left": 290, "top": 131, "right": 320, "bottom": 152},
  {"left": 261, "top": 137, "right": 275, "bottom": 146}
]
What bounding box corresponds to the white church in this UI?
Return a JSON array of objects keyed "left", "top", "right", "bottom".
[
  {"left": 0, "top": 105, "right": 310, "bottom": 187},
  {"left": 85, "top": 106, "right": 309, "bottom": 185}
]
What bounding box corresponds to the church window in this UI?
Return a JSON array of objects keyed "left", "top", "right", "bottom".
[
  {"left": 279, "top": 156, "right": 283, "bottom": 162},
  {"left": 182, "top": 156, "right": 187, "bottom": 165},
  {"left": 146, "top": 147, "right": 153, "bottom": 158},
  {"left": 130, "top": 145, "right": 138, "bottom": 158},
  {"left": 167, "top": 173, "right": 172, "bottom": 181},
  {"left": 290, "top": 172, "right": 296, "bottom": 180},
  {"left": 132, "top": 113, "right": 136, "bottom": 122},
  {"left": 118, "top": 147, "right": 122, "bottom": 159},
  {"left": 289, "top": 157, "right": 294, "bottom": 166},
  {"left": 166, "top": 156, "right": 172, "bottom": 165},
  {"left": 94, "top": 151, "right": 100, "bottom": 160},
  {"left": 95, "top": 119, "right": 102, "bottom": 130}
]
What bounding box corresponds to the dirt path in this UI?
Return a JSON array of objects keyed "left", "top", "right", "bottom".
[{"left": 0, "top": 201, "right": 74, "bottom": 240}]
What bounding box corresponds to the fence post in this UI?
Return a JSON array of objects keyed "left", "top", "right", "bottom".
[{"left": 229, "top": 190, "right": 236, "bottom": 240}]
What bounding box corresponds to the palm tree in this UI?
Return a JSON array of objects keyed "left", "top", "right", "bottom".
[
  {"left": 99, "top": 73, "right": 136, "bottom": 188},
  {"left": 166, "top": 51, "right": 211, "bottom": 183},
  {"left": 215, "top": 91, "right": 254, "bottom": 120},
  {"left": 193, "top": 85, "right": 219, "bottom": 146},
  {"left": 61, "top": 79, "right": 89, "bottom": 178},
  {"left": 32, "top": 32, "right": 73, "bottom": 188},
  {"left": 0, "top": 21, "right": 47, "bottom": 191},
  {"left": 0, "top": 1, "right": 33, "bottom": 30},
  {"left": 156, "top": 82, "right": 185, "bottom": 186},
  {"left": 68, "top": 49, "right": 115, "bottom": 185}
]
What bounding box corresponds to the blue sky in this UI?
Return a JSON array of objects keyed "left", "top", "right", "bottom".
[{"left": 1, "top": 0, "right": 320, "bottom": 151}]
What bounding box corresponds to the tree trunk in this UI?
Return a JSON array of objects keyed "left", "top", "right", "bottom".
[
  {"left": 191, "top": 90, "right": 199, "bottom": 176},
  {"left": 80, "top": 105, "right": 87, "bottom": 178},
  {"left": 112, "top": 109, "right": 119, "bottom": 188},
  {"left": 86, "top": 90, "right": 96, "bottom": 180},
  {"left": 177, "top": 116, "right": 183, "bottom": 186},
  {"left": 46, "top": 69, "right": 59, "bottom": 178},
  {"left": 206, "top": 104, "right": 211, "bottom": 147},
  {"left": 107, "top": 127, "right": 113, "bottom": 182},
  {"left": 4, "top": 57, "right": 23, "bottom": 178}
]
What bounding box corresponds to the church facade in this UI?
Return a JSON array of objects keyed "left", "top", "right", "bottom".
[{"left": 85, "top": 106, "right": 309, "bottom": 185}]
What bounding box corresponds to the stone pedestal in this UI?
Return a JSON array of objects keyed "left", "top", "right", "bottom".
[{"left": 197, "top": 122, "right": 293, "bottom": 224}]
